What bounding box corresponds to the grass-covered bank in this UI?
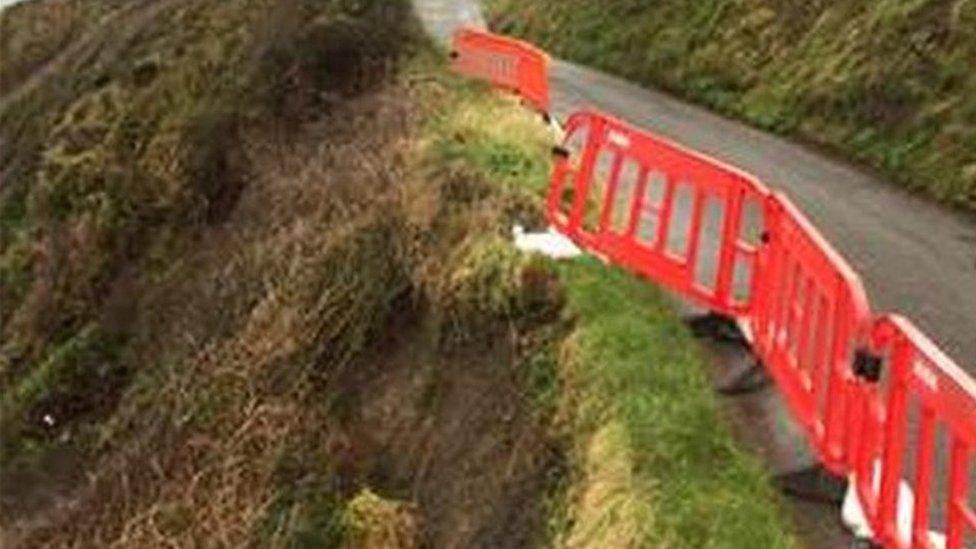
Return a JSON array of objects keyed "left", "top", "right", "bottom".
[
  {"left": 485, "top": 0, "right": 976, "bottom": 211},
  {"left": 432, "top": 75, "right": 796, "bottom": 547},
  {"left": 2, "top": 0, "right": 795, "bottom": 544},
  {"left": 552, "top": 260, "right": 794, "bottom": 547},
  {"left": 1, "top": 0, "right": 567, "bottom": 544}
]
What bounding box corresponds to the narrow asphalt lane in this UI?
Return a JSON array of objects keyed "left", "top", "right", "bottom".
[{"left": 414, "top": 0, "right": 976, "bottom": 372}]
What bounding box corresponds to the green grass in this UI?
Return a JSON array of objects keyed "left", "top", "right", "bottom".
[
  {"left": 485, "top": 0, "right": 976, "bottom": 212},
  {"left": 424, "top": 77, "right": 553, "bottom": 195},
  {"left": 554, "top": 259, "right": 795, "bottom": 547},
  {"left": 429, "top": 70, "right": 796, "bottom": 546}
]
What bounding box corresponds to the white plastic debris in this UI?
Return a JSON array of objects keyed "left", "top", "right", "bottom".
[
  {"left": 549, "top": 117, "right": 566, "bottom": 142},
  {"left": 842, "top": 462, "right": 946, "bottom": 548},
  {"left": 512, "top": 224, "right": 581, "bottom": 259},
  {"left": 456, "top": 3, "right": 485, "bottom": 29}
]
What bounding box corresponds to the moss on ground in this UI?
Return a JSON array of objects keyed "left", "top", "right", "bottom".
[{"left": 485, "top": 0, "right": 976, "bottom": 211}]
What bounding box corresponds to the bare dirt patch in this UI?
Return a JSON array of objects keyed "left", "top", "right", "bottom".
[{"left": 325, "top": 310, "right": 564, "bottom": 548}]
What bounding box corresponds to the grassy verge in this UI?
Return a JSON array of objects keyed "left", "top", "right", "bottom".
[
  {"left": 431, "top": 72, "right": 796, "bottom": 547},
  {"left": 554, "top": 260, "right": 794, "bottom": 547},
  {"left": 484, "top": 0, "right": 976, "bottom": 212}
]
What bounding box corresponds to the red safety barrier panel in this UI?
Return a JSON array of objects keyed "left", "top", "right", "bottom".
[
  {"left": 546, "top": 110, "right": 771, "bottom": 316},
  {"left": 450, "top": 26, "right": 550, "bottom": 114},
  {"left": 444, "top": 26, "right": 976, "bottom": 541},
  {"left": 541, "top": 108, "right": 976, "bottom": 549},
  {"left": 849, "top": 315, "right": 976, "bottom": 549},
  {"left": 748, "top": 192, "right": 873, "bottom": 474}
]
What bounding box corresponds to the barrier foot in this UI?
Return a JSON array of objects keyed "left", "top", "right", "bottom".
[
  {"left": 715, "top": 360, "right": 770, "bottom": 395},
  {"left": 774, "top": 465, "right": 847, "bottom": 505},
  {"left": 685, "top": 312, "right": 746, "bottom": 344}
]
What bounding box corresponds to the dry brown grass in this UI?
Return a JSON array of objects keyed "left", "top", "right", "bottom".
[
  {"left": 0, "top": 0, "right": 420, "bottom": 472},
  {"left": 560, "top": 422, "right": 650, "bottom": 548},
  {"left": 2, "top": 21, "right": 568, "bottom": 545},
  {"left": 1, "top": 0, "right": 427, "bottom": 543},
  {"left": 0, "top": 0, "right": 580, "bottom": 544},
  {"left": 3, "top": 79, "right": 418, "bottom": 548},
  {"left": 0, "top": 0, "right": 121, "bottom": 95}
]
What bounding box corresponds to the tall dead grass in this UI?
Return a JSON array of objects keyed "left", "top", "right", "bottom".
[
  {"left": 2, "top": 35, "right": 565, "bottom": 549},
  {"left": 0, "top": 0, "right": 422, "bottom": 473}
]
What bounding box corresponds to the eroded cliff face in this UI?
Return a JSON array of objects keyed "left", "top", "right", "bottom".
[{"left": 0, "top": 1, "right": 567, "bottom": 545}]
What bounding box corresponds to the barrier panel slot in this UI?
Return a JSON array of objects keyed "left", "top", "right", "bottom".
[
  {"left": 580, "top": 147, "right": 619, "bottom": 235},
  {"left": 665, "top": 182, "right": 695, "bottom": 261},
  {"left": 636, "top": 170, "right": 668, "bottom": 246},
  {"left": 694, "top": 195, "right": 726, "bottom": 293},
  {"left": 731, "top": 197, "right": 764, "bottom": 305},
  {"left": 610, "top": 159, "right": 642, "bottom": 235}
]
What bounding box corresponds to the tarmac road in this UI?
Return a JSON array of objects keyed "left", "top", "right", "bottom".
[{"left": 414, "top": 0, "right": 976, "bottom": 372}]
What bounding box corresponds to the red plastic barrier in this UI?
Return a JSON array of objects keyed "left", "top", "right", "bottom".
[
  {"left": 546, "top": 110, "right": 771, "bottom": 316},
  {"left": 850, "top": 316, "right": 976, "bottom": 549},
  {"left": 749, "top": 192, "right": 873, "bottom": 474},
  {"left": 542, "top": 108, "right": 976, "bottom": 549},
  {"left": 446, "top": 30, "right": 976, "bottom": 549},
  {"left": 451, "top": 26, "right": 550, "bottom": 113}
]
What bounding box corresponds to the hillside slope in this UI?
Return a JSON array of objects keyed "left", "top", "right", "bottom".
[
  {"left": 1, "top": 0, "right": 795, "bottom": 546},
  {"left": 486, "top": 0, "right": 976, "bottom": 211}
]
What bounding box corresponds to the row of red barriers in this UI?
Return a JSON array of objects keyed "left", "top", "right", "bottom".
[
  {"left": 450, "top": 26, "right": 551, "bottom": 114},
  {"left": 544, "top": 110, "right": 975, "bottom": 548},
  {"left": 445, "top": 28, "right": 975, "bottom": 549}
]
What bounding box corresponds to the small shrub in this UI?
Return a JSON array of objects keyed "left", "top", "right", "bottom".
[{"left": 343, "top": 489, "right": 422, "bottom": 549}]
